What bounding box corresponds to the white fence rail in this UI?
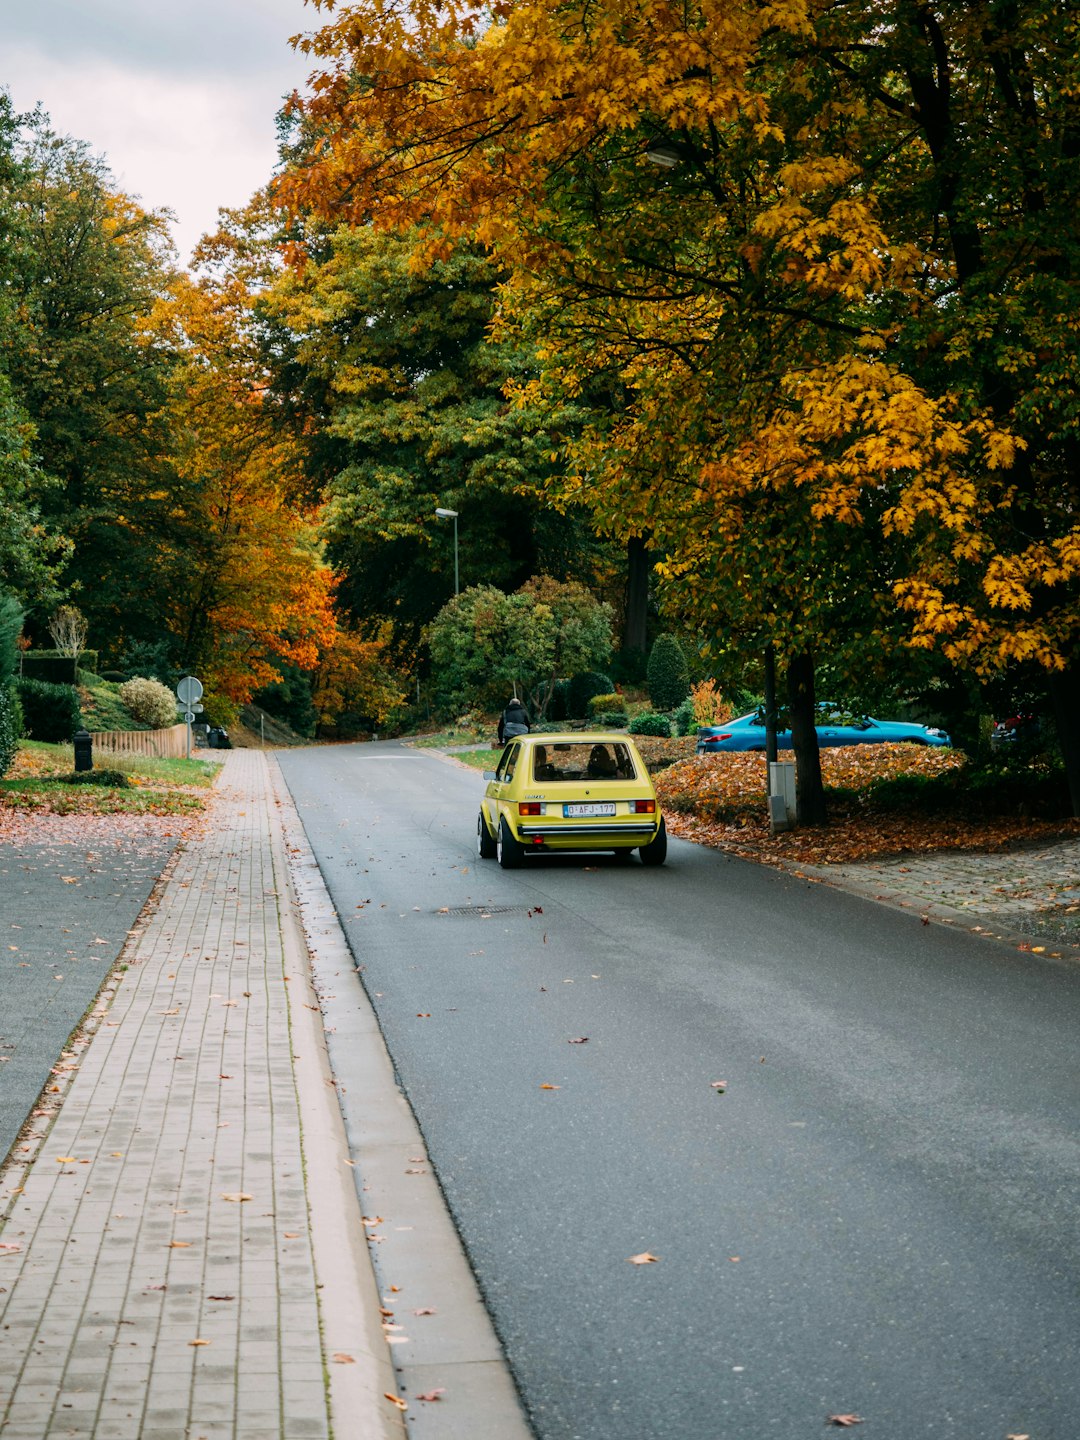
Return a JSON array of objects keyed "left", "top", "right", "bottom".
[{"left": 88, "top": 723, "right": 188, "bottom": 760}]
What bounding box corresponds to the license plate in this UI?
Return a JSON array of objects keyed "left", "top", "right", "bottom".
[{"left": 563, "top": 803, "right": 616, "bottom": 818}]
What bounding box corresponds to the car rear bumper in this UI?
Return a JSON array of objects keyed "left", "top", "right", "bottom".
[{"left": 516, "top": 822, "right": 658, "bottom": 838}]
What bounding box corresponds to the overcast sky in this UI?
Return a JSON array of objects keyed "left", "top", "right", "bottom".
[{"left": 0, "top": 0, "right": 321, "bottom": 263}]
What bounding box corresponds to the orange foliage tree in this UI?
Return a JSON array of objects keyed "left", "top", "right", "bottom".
[
  {"left": 280, "top": 0, "right": 1080, "bottom": 814},
  {"left": 152, "top": 270, "right": 336, "bottom": 705}
]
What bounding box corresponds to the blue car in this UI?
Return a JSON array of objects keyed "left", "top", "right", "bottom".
[{"left": 696, "top": 708, "right": 951, "bottom": 753}]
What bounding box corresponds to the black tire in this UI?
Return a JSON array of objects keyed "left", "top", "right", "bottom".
[
  {"left": 477, "top": 810, "right": 497, "bottom": 860},
  {"left": 497, "top": 816, "right": 524, "bottom": 869},
  {"left": 638, "top": 815, "right": 668, "bottom": 866}
]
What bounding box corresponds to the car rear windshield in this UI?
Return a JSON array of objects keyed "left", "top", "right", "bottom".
[{"left": 531, "top": 742, "right": 637, "bottom": 782}]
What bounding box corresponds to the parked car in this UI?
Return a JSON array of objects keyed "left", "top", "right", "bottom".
[
  {"left": 696, "top": 707, "right": 951, "bottom": 753},
  {"left": 990, "top": 714, "right": 1040, "bottom": 750},
  {"left": 478, "top": 732, "right": 667, "bottom": 868}
]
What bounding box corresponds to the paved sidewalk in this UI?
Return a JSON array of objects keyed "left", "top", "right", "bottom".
[
  {"left": 0, "top": 751, "right": 400, "bottom": 1440},
  {"left": 794, "top": 836, "right": 1080, "bottom": 959}
]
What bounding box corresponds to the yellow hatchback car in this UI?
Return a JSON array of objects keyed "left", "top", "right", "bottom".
[{"left": 477, "top": 732, "right": 667, "bottom": 868}]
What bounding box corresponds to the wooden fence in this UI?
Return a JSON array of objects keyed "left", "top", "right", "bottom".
[{"left": 88, "top": 723, "right": 189, "bottom": 760}]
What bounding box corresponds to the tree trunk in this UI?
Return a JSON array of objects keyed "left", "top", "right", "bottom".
[
  {"left": 787, "top": 650, "right": 827, "bottom": 827},
  {"left": 1050, "top": 660, "right": 1080, "bottom": 818},
  {"left": 623, "top": 535, "right": 650, "bottom": 655}
]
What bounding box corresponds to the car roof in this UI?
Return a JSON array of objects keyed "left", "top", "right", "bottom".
[{"left": 517, "top": 732, "right": 636, "bottom": 744}]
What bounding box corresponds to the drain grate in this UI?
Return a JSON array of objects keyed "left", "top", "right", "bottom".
[{"left": 440, "top": 904, "right": 530, "bottom": 917}]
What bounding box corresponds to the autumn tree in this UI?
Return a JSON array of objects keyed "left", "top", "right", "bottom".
[
  {"left": 281, "top": 0, "right": 1080, "bottom": 817},
  {"left": 151, "top": 272, "right": 336, "bottom": 703}
]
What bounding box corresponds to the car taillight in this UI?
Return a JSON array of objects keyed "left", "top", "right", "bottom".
[
  {"left": 632, "top": 799, "right": 656, "bottom": 814},
  {"left": 519, "top": 802, "right": 542, "bottom": 816}
]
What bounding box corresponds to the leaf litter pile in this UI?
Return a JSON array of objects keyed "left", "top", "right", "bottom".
[{"left": 653, "top": 744, "right": 1080, "bottom": 866}]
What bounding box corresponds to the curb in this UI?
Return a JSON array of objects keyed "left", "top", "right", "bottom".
[{"left": 269, "top": 756, "right": 535, "bottom": 1439}]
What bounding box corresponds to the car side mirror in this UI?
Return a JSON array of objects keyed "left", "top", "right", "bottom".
[{"left": 483, "top": 771, "right": 497, "bottom": 781}]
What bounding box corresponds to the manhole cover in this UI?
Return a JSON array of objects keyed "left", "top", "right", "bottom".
[{"left": 440, "top": 904, "right": 529, "bottom": 917}]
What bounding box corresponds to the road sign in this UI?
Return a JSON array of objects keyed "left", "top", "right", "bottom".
[
  {"left": 176, "top": 675, "right": 203, "bottom": 705},
  {"left": 183, "top": 710, "right": 196, "bottom": 723},
  {"left": 192, "top": 702, "right": 204, "bottom": 713}
]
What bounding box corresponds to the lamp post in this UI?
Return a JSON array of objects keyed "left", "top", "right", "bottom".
[{"left": 435, "top": 507, "right": 459, "bottom": 595}]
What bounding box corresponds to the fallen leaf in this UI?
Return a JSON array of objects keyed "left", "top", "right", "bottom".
[
  {"left": 416, "top": 1013, "right": 431, "bottom": 1018},
  {"left": 188, "top": 1338, "right": 210, "bottom": 1347},
  {"left": 168, "top": 1241, "right": 192, "bottom": 1249},
  {"left": 221, "top": 1193, "right": 253, "bottom": 1203},
  {"left": 627, "top": 1252, "right": 659, "bottom": 1265},
  {"left": 207, "top": 1295, "right": 234, "bottom": 1301},
  {"left": 711, "top": 1081, "right": 727, "bottom": 1092},
  {"left": 568, "top": 1037, "right": 589, "bottom": 1044},
  {"left": 332, "top": 1353, "right": 355, "bottom": 1364},
  {"left": 539, "top": 1083, "right": 560, "bottom": 1090},
  {"left": 384, "top": 1394, "right": 408, "bottom": 1411},
  {"left": 283, "top": 1231, "right": 300, "bottom": 1239},
  {"left": 413, "top": 1307, "right": 437, "bottom": 1316},
  {"left": 416, "top": 1389, "right": 446, "bottom": 1402},
  {"left": 55, "top": 1156, "right": 78, "bottom": 1164},
  {"left": 827, "top": 1416, "right": 863, "bottom": 1427}
]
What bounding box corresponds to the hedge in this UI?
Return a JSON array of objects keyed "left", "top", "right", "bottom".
[
  {"left": 0, "top": 683, "right": 20, "bottom": 777},
  {"left": 19, "top": 650, "right": 99, "bottom": 685},
  {"left": 16, "top": 677, "right": 81, "bottom": 743}
]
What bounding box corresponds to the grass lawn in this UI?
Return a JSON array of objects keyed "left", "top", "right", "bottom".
[{"left": 2, "top": 741, "right": 221, "bottom": 816}]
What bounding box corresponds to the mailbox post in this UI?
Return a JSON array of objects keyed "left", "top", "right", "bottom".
[{"left": 73, "top": 730, "right": 93, "bottom": 773}]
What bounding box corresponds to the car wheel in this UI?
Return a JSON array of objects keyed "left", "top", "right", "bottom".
[
  {"left": 638, "top": 816, "right": 667, "bottom": 866},
  {"left": 477, "top": 810, "right": 497, "bottom": 860},
  {"left": 497, "top": 816, "right": 524, "bottom": 869}
]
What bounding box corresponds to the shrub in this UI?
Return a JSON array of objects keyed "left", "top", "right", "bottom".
[
  {"left": 628, "top": 710, "right": 673, "bottom": 737},
  {"left": 56, "top": 768, "right": 131, "bottom": 788},
  {"left": 587, "top": 691, "right": 623, "bottom": 715},
  {"left": 647, "top": 635, "right": 690, "bottom": 711},
  {"left": 16, "top": 677, "right": 81, "bottom": 743},
  {"left": 548, "top": 679, "right": 570, "bottom": 722},
  {"left": 567, "top": 670, "right": 614, "bottom": 718},
  {"left": 120, "top": 676, "right": 179, "bottom": 729},
  {"left": 672, "top": 696, "right": 697, "bottom": 736},
  {"left": 690, "top": 678, "right": 733, "bottom": 726},
  {"left": 596, "top": 710, "right": 629, "bottom": 728},
  {"left": 0, "top": 683, "right": 20, "bottom": 777}
]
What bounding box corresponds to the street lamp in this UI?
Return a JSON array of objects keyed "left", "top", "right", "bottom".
[{"left": 435, "top": 507, "right": 459, "bottom": 595}]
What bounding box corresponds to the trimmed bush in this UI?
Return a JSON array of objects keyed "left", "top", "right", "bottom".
[
  {"left": 647, "top": 635, "right": 690, "bottom": 711},
  {"left": 596, "top": 710, "right": 629, "bottom": 728},
  {"left": 16, "top": 677, "right": 81, "bottom": 743},
  {"left": 567, "top": 670, "right": 614, "bottom": 719},
  {"left": 19, "top": 650, "right": 99, "bottom": 684},
  {"left": 628, "top": 710, "right": 673, "bottom": 737},
  {"left": 587, "top": 691, "right": 623, "bottom": 716},
  {"left": 0, "top": 683, "right": 20, "bottom": 777},
  {"left": 120, "top": 676, "right": 179, "bottom": 729},
  {"left": 672, "top": 695, "right": 696, "bottom": 736}
]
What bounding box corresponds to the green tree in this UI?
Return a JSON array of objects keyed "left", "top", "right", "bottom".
[
  {"left": 429, "top": 576, "right": 612, "bottom": 718},
  {"left": 647, "top": 635, "right": 690, "bottom": 713},
  {"left": 0, "top": 590, "right": 24, "bottom": 777},
  {"left": 2, "top": 114, "right": 178, "bottom": 654}
]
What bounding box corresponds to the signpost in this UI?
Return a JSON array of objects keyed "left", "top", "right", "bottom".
[{"left": 176, "top": 676, "right": 204, "bottom": 759}]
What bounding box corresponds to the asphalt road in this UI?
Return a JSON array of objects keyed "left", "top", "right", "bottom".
[
  {"left": 0, "top": 837, "right": 177, "bottom": 1161},
  {"left": 278, "top": 741, "right": 1080, "bottom": 1440}
]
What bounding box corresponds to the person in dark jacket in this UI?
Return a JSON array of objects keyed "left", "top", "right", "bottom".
[{"left": 498, "top": 696, "right": 530, "bottom": 744}]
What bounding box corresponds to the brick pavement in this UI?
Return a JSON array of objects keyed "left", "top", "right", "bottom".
[
  {"left": 0, "top": 750, "right": 399, "bottom": 1440},
  {"left": 795, "top": 836, "right": 1080, "bottom": 958}
]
